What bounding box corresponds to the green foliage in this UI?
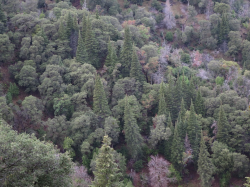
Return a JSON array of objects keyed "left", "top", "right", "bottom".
[
  {"left": 93, "top": 75, "right": 111, "bottom": 117},
  {"left": 169, "top": 165, "right": 182, "bottom": 184},
  {"left": 63, "top": 137, "right": 75, "bottom": 158},
  {"left": 151, "top": 0, "right": 163, "bottom": 12},
  {"left": 244, "top": 177, "right": 250, "bottom": 187},
  {"left": 124, "top": 96, "right": 143, "bottom": 159},
  {"left": 91, "top": 135, "right": 123, "bottom": 187},
  {"left": 76, "top": 30, "right": 88, "bottom": 64},
  {"left": 198, "top": 132, "right": 215, "bottom": 187},
  {"left": 181, "top": 53, "right": 191, "bottom": 63},
  {"left": 0, "top": 122, "right": 73, "bottom": 186},
  {"left": 53, "top": 94, "right": 74, "bottom": 120},
  {"left": 8, "top": 83, "right": 19, "bottom": 98},
  {"left": 165, "top": 31, "right": 173, "bottom": 42},
  {"left": 195, "top": 89, "right": 205, "bottom": 117},
  {"left": 120, "top": 26, "right": 133, "bottom": 77},
  {"left": 215, "top": 76, "right": 224, "bottom": 86},
  {"left": 133, "top": 160, "right": 144, "bottom": 172},
  {"left": 0, "top": 34, "right": 14, "bottom": 63},
  {"left": 216, "top": 105, "right": 231, "bottom": 145},
  {"left": 130, "top": 47, "right": 145, "bottom": 83},
  {"left": 171, "top": 122, "right": 185, "bottom": 173},
  {"left": 6, "top": 92, "right": 12, "bottom": 104},
  {"left": 158, "top": 81, "right": 167, "bottom": 116}
]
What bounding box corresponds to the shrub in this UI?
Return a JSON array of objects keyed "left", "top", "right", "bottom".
[
  {"left": 215, "top": 76, "right": 224, "bottom": 86},
  {"left": 8, "top": 83, "right": 19, "bottom": 98},
  {"left": 166, "top": 31, "right": 173, "bottom": 42},
  {"left": 6, "top": 92, "right": 12, "bottom": 104},
  {"left": 133, "top": 160, "right": 144, "bottom": 172},
  {"left": 181, "top": 53, "right": 191, "bottom": 63}
]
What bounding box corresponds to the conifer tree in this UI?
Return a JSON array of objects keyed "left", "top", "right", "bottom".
[
  {"left": 158, "top": 81, "right": 168, "bottom": 116},
  {"left": 81, "top": 14, "right": 87, "bottom": 41},
  {"left": 177, "top": 116, "right": 186, "bottom": 141},
  {"left": 76, "top": 30, "right": 88, "bottom": 64},
  {"left": 124, "top": 96, "right": 143, "bottom": 159},
  {"left": 105, "top": 40, "right": 113, "bottom": 67},
  {"left": 198, "top": 131, "right": 214, "bottom": 187},
  {"left": 93, "top": 75, "right": 111, "bottom": 117},
  {"left": 181, "top": 75, "right": 189, "bottom": 108},
  {"left": 95, "top": 9, "right": 100, "bottom": 19},
  {"left": 0, "top": 3, "right": 6, "bottom": 23},
  {"left": 120, "top": 26, "right": 133, "bottom": 77},
  {"left": 180, "top": 98, "right": 186, "bottom": 122},
  {"left": 187, "top": 77, "right": 196, "bottom": 109},
  {"left": 171, "top": 122, "right": 185, "bottom": 172},
  {"left": 66, "top": 12, "right": 74, "bottom": 38},
  {"left": 91, "top": 135, "right": 123, "bottom": 187},
  {"left": 164, "top": 113, "right": 174, "bottom": 160},
  {"left": 166, "top": 77, "right": 174, "bottom": 120},
  {"left": 111, "top": 45, "right": 118, "bottom": 65},
  {"left": 173, "top": 76, "right": 182, "bottom": 120},
  {"left": 58, "top": 21, "right": 67, "bottom": 40},
  {"left": 130, "top": 47, "right": 145, "bottom": 83},
  {"left": 195, "top": 89, "right": 205, "bottom": 117},
  {"left": 219, "top": 13, "right": 229, "bottom": 43},
  {"left": 187, "top": 100, "right": 199, "bottom": 147},
  {"left": 216, "top": 105, "right": 231, "bottom": 145},
  {"left": 85, "top": 18, "right": 100, "bottom": 68},
  {"left": 41, "top": 27, "right": 49, "bottom": 45},
  {"left": 73, "top": 16, "right": 78, "bottom": 31}
]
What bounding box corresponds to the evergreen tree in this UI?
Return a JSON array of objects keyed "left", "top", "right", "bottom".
[
  {"left": 219, "top": 13, "right": 229, "bottom": 43},
  {"left": 95, "top": 9, "right": 100, "bottom": 19},
  {"left": 216, "top": 105, "right": 231, "bottom": 145},
  {"left": 164, "top": 113, "right": 174, "bottom": 160},
  {"left": 166, "top": 76, "right": 174, "bottom": 120},
  {"left": 93, "top": 75, "right": 111, "bottom": 117},
  {"left": 76, "top": 30, "right": 88, "bottom": 64},
  {"left": 120, "top": 26, "right": 133, "bottom": 77},
  {"left": 180, "top": 98, "right": 186, "bottom": 122},
  {"left": 124, "top": 96, "right": 143, "bottom": 159},
  {"left": 198, "top": 131, "right": 214, "bottom": 187},
  {"left": 247, "top": 29, "right": 250, "bottom": 42},
  {"left": 58, "top": 20, "right": 67, "bottom": 40},
  {"left": 0, "top": 3, "right": 6, "bottom": 23},
  {"left": 171, "top": 122, "right": 185, "bottom": 172},
  {"left": 105, "top": 40, "right": 113, "bottom": 67},
  {"left": 158, "top": 81, "right": 168, "bottom": 116},
  {"left": 85, "top": 18, "right": 100, "bottom": 68},
  {"left": 91, "top": 135, "right": 123, "bottom": 187},
  {"left": 181, "top": 75, "right": 189, "bottom": 108},
  {"left": 66, "top": 12, "right": 74, "bottom": 38},
  {"left": 173, "top": 76, "right": 182, "bottom": 120},
  {"left": 187, "top": 100, "right": 199, "bottom": 147},
  {"left": 177, "top": 115, "right": 186, "bottom": 141},
  {"left": 130, "top": 47, "right": 145, "bottom": 83},
  {"left": 187, "top": 77, "right": 196, "bottom": 109},
  {"left": 195, "top": 89, "right": 205, "bottom": 117},
  {"left": 81, "top": 14, "right": 87, "bottom": 41},
  {"left": 41, "top": 27, "right": 49, "bottom": 45}
]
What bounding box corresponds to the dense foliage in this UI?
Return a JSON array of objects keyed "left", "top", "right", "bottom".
[{"left": 1, "top": 0, "right": 250, "bottom": 186}]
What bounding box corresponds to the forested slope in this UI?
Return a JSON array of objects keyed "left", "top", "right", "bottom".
[{"left": 1, "top": 0, "right": 250, "bottom": 186}]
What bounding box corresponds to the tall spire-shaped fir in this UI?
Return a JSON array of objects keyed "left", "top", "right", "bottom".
[
  {"left": 76, "top": 30, "right": 88, "bottom": 64},
  {"left": 164, "top": 113, "right": 174, "bottom": 160},
  {"left": 124, "top": 96, "right": 143, "bottom": 159},
  {"left": 91, "top": 135, "right": 122, "bottom": 187},
  {"left": 187, "top": 100, "right": 199, "bottom": 147},
  {"left": 195, "top": 89, "right": 205, "bottom": 117},
  {"left": 105, "top": 40, "right": 113, "bottom": 67},
  {"left": 198, "top": 131, "right": 215, "bottom": 187},
  {"left": 130, "top": 47, "right": 145, "bottom": 83},
  {"left": 158, "top": 81, "right": 168, "bottom": 116},
  {"left": 93, "top": 75, "right": 111, "bottom": 117},
  {"left": 120, "top": 26, "right": 133, "bottom": 77},
  {"left": 171, "top": 122, "right": 185, "bottom": 172},
  {"left": 216, "top": 105, "right": 231, "bottom": 145},
  {"left": 58, "top": 20, "right": 67, "bottom": 40}
]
